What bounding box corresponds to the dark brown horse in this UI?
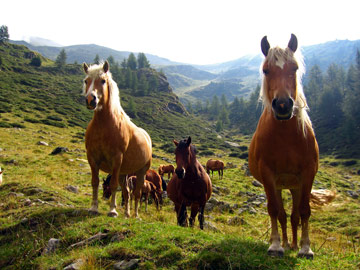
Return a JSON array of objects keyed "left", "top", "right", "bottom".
[
  {"left": 83, "top": 61, "right": 152, "bottom": 218},
  {"left": 206, "top": 159, "right": 224, "bottom": 179},
  {"left": 158, "top": 164, "right": 175, "bottom": 179},
  {"left": 167, "top": 137, "right": 212, "bottom": 229},
  {"left": 248, "top": 34, "right": 319, "bottom": 258}
]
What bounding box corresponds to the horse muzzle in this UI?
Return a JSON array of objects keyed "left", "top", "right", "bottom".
[
  {"left": 86, "top": 94, "right": 97, "bottom": 110},
  {"left": 272, "top": 97, "right": 294, "bottom": 120},
  {"left": 175, "top": 168, "right": 185, "bottom": 179}
]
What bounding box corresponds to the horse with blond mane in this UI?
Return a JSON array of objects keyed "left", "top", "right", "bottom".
[
  {"left": 248, "top": 34, "right": 319, "bottom": 259},
  {"left": 83, "top": 61, "right": 152, "bottom": 218}
]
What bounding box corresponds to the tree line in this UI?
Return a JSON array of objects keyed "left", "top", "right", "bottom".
[{"left": 189, "top": 50, "right": 360, "bottom": 157}]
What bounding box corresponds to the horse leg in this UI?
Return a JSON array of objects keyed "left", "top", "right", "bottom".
[
  {"left": 88, "top": 161, "right": 100, "bottom": 214},
  {"left": 198, "top": 205, "right": 205, "bottom": 230},
  {"left": 177, "top": 203, "right": 188, "bottom": 227},
  {"left": 298, "top": 183, "right": 314, "bottom": 259},
  {"left": 120, "top": 175, "right": 130, "bottom": 218},
  {"left": 189, "top": 203, "right": 199, "bottom": 227},
  {"left": 134, "top": 166, "right": 148, "bottom": 218},
  {"left": 144, "top": 192, "right": 149, "bottom": 212},
  {"left": 290, "top": 189, "right": 301, "bottom": 250},
  {"left": 264, "top": 181, "right": 284, "bottom": 256},
  {"left": 276, "top": 190, "right": 290, "bottom": 250},
  {"left": 108, "top": 167, "right": 121, "bottom": 217}
]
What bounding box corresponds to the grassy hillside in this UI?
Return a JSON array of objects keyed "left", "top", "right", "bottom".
[
  {"left": 1, "top": 43, "right": 360, "bottom": 270},
  {"left": 0, "top": 114, "right": 359, "bottom": 269}
]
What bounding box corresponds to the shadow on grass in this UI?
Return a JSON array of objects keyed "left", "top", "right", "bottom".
[{"left": 190, "top": 238, "right": 298, "bottom": 270}]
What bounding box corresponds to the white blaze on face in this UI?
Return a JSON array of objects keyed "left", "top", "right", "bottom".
[{"left": 275, "top": 57, "right": 285, "bottom": 69}]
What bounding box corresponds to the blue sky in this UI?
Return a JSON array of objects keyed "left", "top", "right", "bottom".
[{"left": 2, "top": 0, "right": 359, "bottom": 65}]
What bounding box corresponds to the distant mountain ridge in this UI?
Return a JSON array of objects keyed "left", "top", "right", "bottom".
[{"left": 11, "top": 38, "right": 360, "bottom": 104}]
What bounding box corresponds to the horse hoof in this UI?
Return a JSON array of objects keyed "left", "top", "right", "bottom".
[
  {"left": 107, "top": 211, "right": 118, "bottom": 218},
  {"left": 267, "top": 249, "right": 284, "bottom": 257},
  {"left": 297, "top": 252, "right": 314, "bottom": 260}
]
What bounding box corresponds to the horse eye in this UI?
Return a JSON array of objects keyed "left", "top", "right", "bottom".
[
  {"left": 263, "top": 69, "right": 269, "bottom": 75},
  {"left": 84, "top": 80, "right": 88, "bottom": 84},
  {"left": 101, "top": 79, "right": 106, "bottom": 84}
]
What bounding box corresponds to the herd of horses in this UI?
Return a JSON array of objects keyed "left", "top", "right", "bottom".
[{"left": 82, "top": 34, "right": 319, "bottom": 259}]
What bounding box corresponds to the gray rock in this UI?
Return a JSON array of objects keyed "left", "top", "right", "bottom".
[
  {"left": 43, "top": 238, "right": 60, "bottom": 254},
  {"left": 65, "top": 185, "right": 79, "bottom": 194},
  {"left": 37, "top": 141, "right": 49, "bottom": 146},
  {"left": 346, "top": 190, "right": 359, "bottom": 199},
  {"left": 203, "top": 221, "right": 220, "bottom": 232},
  {"left": 252, "top": 180, "right": 262, "bottom": 187},
  {"left": 63, "top": 259, "right": 84, "bottom": 270},
  {"left": 113, "top": 259, "right": 140, "bottom": 270},
  {"left": 51, "top": 147, "right": 69, "bottom": 155}
]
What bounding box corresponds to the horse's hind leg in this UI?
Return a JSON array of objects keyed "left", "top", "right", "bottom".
[
  {"left": 120, "top": 175, "right": 130, "bottom": 217},
  {"left": 276, "top": 190, "right": 290, "bottom": 250},
  {"left": 134, "top": 166, "right": 148, "bottom": 218}
]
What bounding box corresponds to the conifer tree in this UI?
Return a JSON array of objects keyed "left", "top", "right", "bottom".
[
  {"left": 93, "top": 54, "right": 100, "bottom": 64},
  {"left": 55, "top": 49, "right": 67, "bottom": 68},
  {"left": 127, "top": 53, "right": 137, "bottom": 70},
  {"left": 137, "top": 53, "right": 150, "bottom": 69}
]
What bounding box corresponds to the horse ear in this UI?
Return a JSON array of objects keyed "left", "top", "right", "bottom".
[
  {"left": 186, "top": 136, "right": 191, "bottom": 146},
  {"left": 261, "top": 36, "right": 270, "bottom": 56},
  {"left": 288, "top": 34, "right": 298, "bottom": 53},
  {"left": 83, "top": 63, "right": 89, "bottom": 74},
  {"left": 103, "top": 61, "right": 109, "bottom": 73},
  {"left": 173, "top": 140, "right": 179, "bottom": 146}
]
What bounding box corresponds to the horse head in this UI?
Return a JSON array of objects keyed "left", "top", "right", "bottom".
[
  {"left": 173, "top": 137, "right": 193, "bottom": 179},
  {"left": 261, "top": 34, "right": 299, "bottom": 121},
  {"left": 102, "top": 174, "right": 112, "bottom": 199},
  {"left": 83, "top": 61, "right": 110, "bottom": 111}
]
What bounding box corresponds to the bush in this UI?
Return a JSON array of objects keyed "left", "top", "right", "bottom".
[{"left": 30, "top": 56, "right": 41, "bottom": 67}]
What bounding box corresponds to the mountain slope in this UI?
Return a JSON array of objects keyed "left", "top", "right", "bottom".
[{"left": 0, "top": 43, "right": 223, "bottom": 146}]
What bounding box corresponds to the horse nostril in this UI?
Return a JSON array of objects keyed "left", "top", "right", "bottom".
[{"left": 272, "top": 98, "right": 278, "bottom": 110}]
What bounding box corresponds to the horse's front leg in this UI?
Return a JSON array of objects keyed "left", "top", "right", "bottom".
[
  {"left": 177, "top": 202, "right": 188, "bottom": 227},
  {"left": 88, "top": 159, "right": 100, "bottom": 214},
  {"left": 298, "top": 178, "right": 314, "bottom": 259},
  {"left": 189, "top": 203, "right": 199, "bottom": 227},
  {"left": 198, "top": 204, "right": 205, "bottom": 230}
]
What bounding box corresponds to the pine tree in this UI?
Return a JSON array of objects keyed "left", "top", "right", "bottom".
[
  {"left": 127, "top": 53, "right": 137, "bottom": 70},
  {"left": 137, "top": 53, "right": 150, "bottom": 69},
  {"left": 138, "top": 73, "right": 149, "bottom": 96},
  {"left": 55, "top": 49, "right": 67, "bottom": 68},
  {"left": 0, "top": 25, "right": 9, "bottom": 44},
  {"left": 94, "top": 54, "right": 100, "bottom": 64}
]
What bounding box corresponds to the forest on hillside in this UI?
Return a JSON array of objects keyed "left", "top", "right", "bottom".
[{"left": 188, "top": 51, "right": 360, "bottom": 158}]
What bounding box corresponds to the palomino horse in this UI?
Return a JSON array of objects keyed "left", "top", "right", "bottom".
[
  {"left": 249, "top": 34, "right": 319, "bottom": 258},
  {"left": 167, "top": 137, "right": 212, "bottom": 229},
  {"left": 158, "top": 164, "right": 175, "bottom": 179},
  {"left": 206, "top": 159, "right": 224, "bottom": 179},
  {"left": 83, "top": 61, "right": 152, "bottom": 218}
]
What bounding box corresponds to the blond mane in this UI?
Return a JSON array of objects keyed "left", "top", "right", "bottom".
[
  {"left": 259, "top": 47, "right": 312, "bottom": 136},
  {"left": 83, "top": 62, "right": 129, "bottom": 119}
]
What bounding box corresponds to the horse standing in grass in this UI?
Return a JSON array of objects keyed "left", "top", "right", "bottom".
[
  {"left": 206, "top": 159, "right": 224, "bottom": 179},
  {"left": 167, "top": 137, "right": 212, "bottom": 229},
  {"left": 83, "top": 61, "right": 152, "bottom": 218},
  {"left": 248, "top": 34, "right": 319, "bottom": 258},
  {"left": 158, "top": 164, "right": 175, "bottom": 179}
]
